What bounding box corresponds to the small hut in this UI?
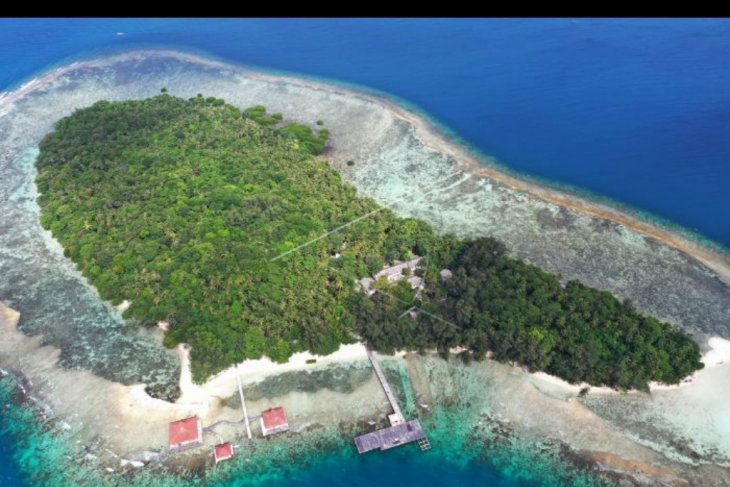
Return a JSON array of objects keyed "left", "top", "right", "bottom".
[
  {"left": 214, "top": 442, "right": 234, "bottom": 464},
  {"left": 169, "top": 416, "right": 203, "bottom": 452},
  {"left": 260, "top": 407, "right": 289, "bottom": 437}
]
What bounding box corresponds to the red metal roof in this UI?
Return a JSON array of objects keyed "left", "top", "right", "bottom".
[
  {"left": 169, "top": 416, "right": 202, "bottom": 448},
  {"left": 214, "top": 442, "right": 234, "bottom": 463},
  {"left": 261, "top": 407, "right": 288, "bottom": 429}
]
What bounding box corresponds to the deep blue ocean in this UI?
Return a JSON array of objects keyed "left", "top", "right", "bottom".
[{"left": 1, "top": 18, "right": 729, "bottom": 486}]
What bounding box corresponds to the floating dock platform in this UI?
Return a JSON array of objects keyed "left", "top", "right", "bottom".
[{"left": 354, "top": 419, "right": 429, "bottom": 453}]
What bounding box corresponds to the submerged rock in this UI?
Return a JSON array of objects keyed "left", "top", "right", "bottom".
[{"left": 128, "top": 450, "right": 161, "bottom": 465}]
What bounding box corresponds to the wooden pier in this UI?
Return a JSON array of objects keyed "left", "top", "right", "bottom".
[
  {"left": 366, "top": 347, "right": 404, "bottom": 424},
  {"left": 354, "top": 347, "right": 430, "bottom": 454}
]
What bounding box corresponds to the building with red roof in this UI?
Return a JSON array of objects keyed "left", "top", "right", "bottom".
[
  {"left": 169, "top": 416, "right": 203, "bottom": 452},
  {"left": 214, "top": 442, "right": 234, "bottom": 464},
  {"left": 260, "top": 406, "right": 289, "bottom": 436}
]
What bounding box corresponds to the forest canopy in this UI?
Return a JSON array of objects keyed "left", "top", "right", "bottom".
[{"left": 35, "top": 94, "right": 703, "bottom": 388}]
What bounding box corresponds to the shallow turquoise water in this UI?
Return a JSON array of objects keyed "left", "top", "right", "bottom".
[{"left": 0, "top": 378, "right": 610, "bottom": 487}]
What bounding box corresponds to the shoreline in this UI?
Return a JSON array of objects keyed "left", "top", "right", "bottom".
[
  {"left": 528, "top": 336, "right": 730, "bottom": 396},
  {"left": 1, "top": 49, "right": 729, "bottom": 288},
  {"left": 0, "top": 300, "right": 379, "bottom": 456},
  {"left": 222, "top": 53, "right": 730, "bottom": 286},
  {"left": 2, "top": 298, "right": 729, "bottom": 485},
  {"left": 174, "top": 342, "right": 370, "bottom": 408},
  {"left": 386, "top": 100, "right": 730, "bottom": 286},
  {"left": 0, "top": 49, "right": 729, "bottom": 485}
]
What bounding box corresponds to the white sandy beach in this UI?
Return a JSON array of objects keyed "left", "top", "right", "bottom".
[
  {"left": 0, "top": 301, "right": 383, "bottom": 455},
  {"left": 175, "top": 342, "right": 369, "bottom": 410},
  {"left": 4, "top": 294, "right": 729, "bottom": 479},
  {"left": 528, "top": 336, "right": 730, "bottom": 396}
]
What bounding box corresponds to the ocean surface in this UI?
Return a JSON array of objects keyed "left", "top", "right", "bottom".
[
  {"left": 2, "top": 18, "right": 729, "bottom": 248},
  {"left": 0, "top": 18, "right": 728, "bottom": 486}
]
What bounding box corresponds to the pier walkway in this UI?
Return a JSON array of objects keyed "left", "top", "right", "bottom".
[
  {"left": 203, "top": 415, "right": 260, "bottom": 435},
  {"left": 366, "top": 347, "right": 404, "bottom": 423},
  {"left": 354, "top": 346, "right": 430, "bottom": 454},
  {"left": 203, "top": 365, "right": 254, "bottom": 439}
]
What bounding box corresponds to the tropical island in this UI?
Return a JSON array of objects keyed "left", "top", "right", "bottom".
[
  {"left": 35, "top": 93, "right": 702, "bottom": 391},
  {"left": 0, "top": 50, "right": 727, "bottom": 487}
]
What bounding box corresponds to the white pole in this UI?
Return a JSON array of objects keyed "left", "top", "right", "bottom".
[{"left": 236, "top": 365, "right": 252, "bottom": 440}]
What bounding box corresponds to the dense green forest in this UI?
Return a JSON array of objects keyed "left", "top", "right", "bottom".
[
  {"left": 352, "top": 238, "right": 703, "bottom": 390},
  {"left": 35, "top": 94, "right": 702, "bottom": 388}
]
